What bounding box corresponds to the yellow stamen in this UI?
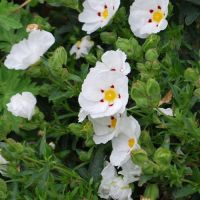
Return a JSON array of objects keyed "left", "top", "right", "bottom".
[
  {"left": 111, "top": 117, "right": 117, "bottom": 128},
  {"left": 104, "top": 88, "right": 117, "bottom": 103},
  {"left": 128, "top": 138, "right": 135, "bottom": 148},
  {"left": 152, "top": 10, "right": 164, "bottom": 23},
  {"left": 76, "top": 41, "right": 81, "bottom": 49},
  {"left": 102, "top": 8, "right": 109, "bottom": 19}
]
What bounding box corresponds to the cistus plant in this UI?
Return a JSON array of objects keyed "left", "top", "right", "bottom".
[{"left": 0, "top": 0, "right": 199, "bottom": 199}]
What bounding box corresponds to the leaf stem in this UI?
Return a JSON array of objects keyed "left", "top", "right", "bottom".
[{"left": 14, "top": 0, "right": 32, "bottom": 12}]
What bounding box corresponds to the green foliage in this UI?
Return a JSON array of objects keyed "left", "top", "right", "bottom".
[
  {"left": 0, "top": 178, "right": 7, "bottom": 200},
  {"left": 45, "top": 0, "right": 80, "bottom": 11},
  {"left": 0, "top": 0, "right": 22, "bottom": 30},
  {"left": 0, "top": 0, "right": 199, "bottom": 199}
]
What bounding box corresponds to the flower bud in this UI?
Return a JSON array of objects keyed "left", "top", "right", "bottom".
[
  {"left": 26, "top": 24, "right": 40, "bottom": 32},
  {"left": 144, "top": 184, "right": 159, "bottom": 200},
  {"left": 96, "top": 45, "right": 104, "bottom": 60},
  {"left": 151, "top": 60, "right": 160, "bottom": 70},
  {"left": 85, "top": 136, "right": 95, "bottom": 147},
  {"left": 184, "top": 68, "right": 199, "bottom": 82},
  {"left": 142, "top": 35, "right": 160, "bottom": 52},
  {"left": 140, "top": 131, "right": 155, "bottom": 155},
  {"left": 142, "top": 161, "right": 154, "bottom": 174},
  {"left": 153, "top": 147, "right": 172, "bottom": 166},
  {"left": 131, "top": 149, "right": 148, "bottom": 165},
  {"left": 78, "top": 148, "right": 93, "bottom": 161},
  {"left": 145, "top": 49, "right": 159, "bottom": 61},
  {"left": 85, "top": 54, "right": 97, "bottom": 65},
  {"left": 146, "top": 79, "right": 161, "bottom": 107},
  {"left": 194, "top": 88, "right": 200, "bottom": 100},
  {"left": 116, "top": 37, "right": 143, "bottom": 61},
  {"left": 100, "top": 32, "right": 117, "bottom": 44}
]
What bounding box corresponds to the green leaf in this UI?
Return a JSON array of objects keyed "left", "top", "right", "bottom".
[
  {"left": 0, "top": 0, "right": 22, "bottom": 30},
  {"left": 89, "top": 145, "right": 106, "bottom": 181},
  {"left": 173, "top": 185, "right": 196, "bottom": 198},
  {"left": 46, "top": 0, "right": 80, "bottom": 11}
]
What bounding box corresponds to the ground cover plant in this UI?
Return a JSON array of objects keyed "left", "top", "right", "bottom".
[{"left": 0, "top": 0, "right": 200, "bottom": 199}]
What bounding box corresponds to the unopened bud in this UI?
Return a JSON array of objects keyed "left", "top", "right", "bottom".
[
  {"left": 144, "top": 184, "right": 159, "bottom": 200},
  {"left": 26, "top": 24, "right": 40, "bottom": 32}
]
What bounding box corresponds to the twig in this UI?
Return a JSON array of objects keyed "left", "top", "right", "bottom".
[{"left": 14, "top": 0, "right": 32, "bottom": 12}]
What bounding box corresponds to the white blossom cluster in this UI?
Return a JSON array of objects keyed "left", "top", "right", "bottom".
[
  {"left": 78, "top": 48, "right": 143, "bottom": 199},
  {"left": 76, "top": 1, "right": 170, "bottom": 198},
  {"left": 4, "top": 30, "right": 55, "bottom": 120},
  {"left": 2, "top": 0, "right": 172, "bottom": 198}
]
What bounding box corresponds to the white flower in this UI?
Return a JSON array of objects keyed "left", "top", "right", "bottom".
[
  {"left": 49, "top": 142, "right": 56, "bottom": 150},
  {"left": 110, "top": 116, "right": 141, "bottom": 167},
  {"left": 70, "top": 36, "right": 94, "bottom": 59},
  {"left": 98, "top": 162, "right": 117, "bottom": 199},
  {"left": 119, "top": 159, "right": 142, "bottom": 183},
  {"left": 98, "top": 162, "right": 132, "bottom": 200},
  {"left": 92, "top": 50, "right": 131, "bottom": 75},
  {"left": 158, "top": 108, "right": 173, "bottom": 116},
  {"left": 78, "top": 70, "right": 128, "bottom": 119},
  {"left": 89, "top": 112, "right": 126, "bottom": 144},
  {"left": 78, "top": 108, "right": 89, "bottom": 122},
  {"left": 128, "top": 0, "right": 169, "bottom": 38},
  {"left": 78, "top": 0, "right": 120, "bottom": 34},
  {"left": 109, "top": 177, "right": 133, "bottom": 200},
  {"left": 7, "top": 92, "right": 37, "bottom": 120},
  {"left": 4, "top": 30, "right": 55, "bottom": 70}
]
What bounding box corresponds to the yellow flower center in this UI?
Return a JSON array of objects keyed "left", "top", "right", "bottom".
[
  {"left": 104, "top": 88, "right": 117, "bottom": 103},
  {"left": 76, "top": 41, "right": 81, "bottom": 49},
  {"left": 128, "top": 138, "right": 135, "bottom": 148},
  {"left": 102, "top": 8, "right": 109, "bottom": 19},
  {"left": 111, "top": 117, "right": 117, "bottom": 128},
  {"left": 152, "top": 10, "right": 164, "bottom": 23}
]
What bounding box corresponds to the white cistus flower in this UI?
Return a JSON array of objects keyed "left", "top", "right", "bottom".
[
  {"left": 70, "top": 36, "right": 94, "bottom": 59},
  {"left": 98, "top": 162, "right": 133, "bottom": 200},
  {"left": 128, "top": 0, "right": 169, "bottom": 38},
  {"left": 4, "top": 30, "right": 55, "bottom": 70},
  {"left": 6, "top": 92, "right": 37, "bottom": 120},
  {"left": 89, "top": 112, "right": 126, "bottom": 144},
  {"left": 92, "top": 50, "right": 131, "bottom": 75},
  {"left": 110, "top": 116, "right": 141, "bottom": 167},
  {"left": 78, "top": 0, "right": 120, "bottom": 34},
  {"left": 158, "top": 108, "right": 173, "bottom": 116},
  {"left": 78, "top": 70, "right": 129, "bottom": 119},
  {"left": 119, "top": 159, "right": 142, "bottom": 183}
]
